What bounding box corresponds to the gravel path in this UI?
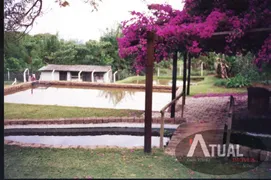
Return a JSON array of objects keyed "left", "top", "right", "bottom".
[{"left": 152, "top": 95, "right": 248, "bottom": 126}]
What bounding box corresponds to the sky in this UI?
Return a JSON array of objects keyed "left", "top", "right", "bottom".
[{"left": 29, "top": 0, "right": 184, "bottom": 42}]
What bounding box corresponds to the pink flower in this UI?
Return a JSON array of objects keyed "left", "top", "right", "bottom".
[{"left": 118, "top": 1, "right": 270, "bottom": 71}]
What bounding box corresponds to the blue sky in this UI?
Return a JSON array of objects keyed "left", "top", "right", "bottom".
[{"left": 29, "top": 0, "right": 184, "bottom": 42}]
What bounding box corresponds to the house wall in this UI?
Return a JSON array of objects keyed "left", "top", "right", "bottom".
[
  {"left": 40, "top": 71, "right": 60, "bottom": 81},
  {"left": 40, "top": 70, "right": 112, "bottom": 82}
]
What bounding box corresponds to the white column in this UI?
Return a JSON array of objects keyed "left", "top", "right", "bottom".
[
  {"left": 12, "top": 78, "right": 17, "bottom": 85},
  {"left": 23, "top": 68, "right": 29, "bottom": 82},
  {"left": 7, "top": 69, "right": 10, "bottom": 81},
  {"left": 157, "top": 68, "right": 160, "bottom": 77},
  {"left": 106, "top": 69, "right": 112, "bottom": 83},
  {"left": 91, "top": 70, "right": 96, "bottom": 82},
  {"left": 52, "top": 69, "right": 55, "bottom": 81},
  {"left": 113, "top": 71, "right": 118, "bottom": 83},
  {"left": 179, "top": 66, "right": 182, "bottom": 76},
  {"left": 78, "top": 71, "right": 82, "bottom": 81}
]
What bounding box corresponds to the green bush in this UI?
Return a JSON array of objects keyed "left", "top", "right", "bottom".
[
  {"left": 117, "top": 69, "right": 133, "bottom": 81},
  {"left": 226, "top": 74, "right": 251, "bottom": 88},
  {"left": 214, "top": 79, "right": 228, "bottom": 87},
  {"left": 159, "top": 69, "right": 170, "bottom": 76}
]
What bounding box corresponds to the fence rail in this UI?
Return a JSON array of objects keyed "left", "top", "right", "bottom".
[
  {"left": 4, "top": 71, "right": 41, "bottom": 82},
  {"left": 159, "top": 91, "right": 184, "bottom": 149},
  {"left": 224, "top": 95, "right": 235, "bottom": 157}
]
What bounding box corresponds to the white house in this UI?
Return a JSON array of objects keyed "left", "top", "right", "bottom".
[{"left": 38, "top": 64, "right": 112, "bottom": 83}]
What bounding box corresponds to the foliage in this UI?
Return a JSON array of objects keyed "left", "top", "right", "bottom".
[
  {"left": 100, "top": 26, "right": 135, "bottom": 73},
  {"left": 226, "top": 74, "right": 251, "bottom": 88},
  {"left": 214, "top": 78, "right": 228, "bottom": 87},
  {"left": 192, "top": 52, "right": 218, "bottom": 71},
  {"left": 5, "top": 26, "right": 136, "bottom": 75},
  {"left": 118, "top": 0, "right": 271, "bottom": 72}
]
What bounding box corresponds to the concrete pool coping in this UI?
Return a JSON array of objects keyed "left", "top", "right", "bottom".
[
  {"left": 4, "top": 123, "right": 180, "bottom": 129},
  {"left": 4, "top": 80, "right": 174, "bottom": 96},
  {"left": 4, "top": 139, "right": 153, "bottom": 150},
  {"left": 4, "top": 124, "right": 178, "bottom": 150},
  {"left": 4, "top": 117, "right": 185, "bottom": 125}
]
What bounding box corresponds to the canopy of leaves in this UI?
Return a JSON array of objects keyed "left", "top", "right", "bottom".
[
  {"left": 4, "top": 26, "right": 135, "bottom": 75},
  {"left": 118, "top": 0, "right": 271, "bottom": 72}
]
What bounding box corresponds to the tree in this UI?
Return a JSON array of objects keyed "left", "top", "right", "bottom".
[
  {"left": 4, "top": 0, "right": 102, "bottom": 33},
  {"left": 118, "top": 0, "right": 271, "bottom": 72},
  {"left": 100, "top": 26, "right": 134, "bottom": 73}
]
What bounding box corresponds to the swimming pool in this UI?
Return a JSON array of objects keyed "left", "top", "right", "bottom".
[
  {"left": 4, "top": 135, "right": 170, "bottom": 148},
  {"left": 4, "top": 87, "right": 172, "bottom": 111}
]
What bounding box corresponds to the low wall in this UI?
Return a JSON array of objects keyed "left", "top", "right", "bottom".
[
  {"left": 4, "top": 117, "right": 181, "bottom": 125},
  {"left": 4, "top": 83, "right": 32, "bottom": 96},
  {"left": 4, "top": 140, "right": 145, "bottom": 150},
  {"left": 4, "top": 81, "right": 174, "bottom": 96},
  {"left": 237, "top": 144, "right": 271, "bottom": 162},
  {"left": 38, "top": 80, "right": 172, "bottom": 92}
]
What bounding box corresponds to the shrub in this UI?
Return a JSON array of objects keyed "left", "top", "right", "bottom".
[
  {"left": 159, "top": 69, "right": 170, "bottom": 75},
  {"left": 214, "top": 78, "right": 228, "bottom": 87},
  {"left": 226, "top": 74, "right": 251, "bottom": 88}
]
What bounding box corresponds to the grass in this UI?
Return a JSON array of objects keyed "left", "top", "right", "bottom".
[
  {"left": 117, "top": 75, "right": 246, "bottom": 96},
  {"left": 4, "top": 103, "right": 143, "bottom": 120},
  {"left": 4, "top": 81, "right": 23, "bottom": 88},
  {"left": 4, "top": 145, "right": 271, "bottom": 179},
  {"left": 4, "top": 81, "right": 13, "bottom": 88},
  {"left": 116, "top": 76, "right": 146, "bottom": 83},
  {"left": 117, "top": 75, "right": 204, "bottom": 84},
  {"left": 189, "top": 76, "right": 246, "bottom": 96}
]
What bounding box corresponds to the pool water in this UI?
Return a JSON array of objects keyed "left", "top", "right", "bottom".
[
  {"left": 4, "top": 87, "right": 172, "bottom": 111},
  {"left": 4, "top": 135, "right": 170, "bottom": 147}
]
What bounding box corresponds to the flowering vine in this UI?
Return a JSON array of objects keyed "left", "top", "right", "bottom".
[{"left": 118, "top": 0, "right": 271, "bottom": 71}]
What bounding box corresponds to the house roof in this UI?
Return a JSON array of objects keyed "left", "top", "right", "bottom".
[{"left": 38, "top": 64, "right": 111, "bottom": 72}]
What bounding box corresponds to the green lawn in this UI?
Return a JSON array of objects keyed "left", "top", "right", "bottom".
[
  {"left": 4, "top": 103, "right": 143, "bottom": 119},
  {"left": 4, "top": 81, "right": 13, "bottom": 88},
  {"left": 116, "top": 75, "right": 204, "bottom": 83},
  {"left": 189, "top": 76, "right": 246, "bottom": 96},
  {"left": 117, "top": 75, "right": 246, "bottom": 96},
  {"left": 4, "top": 145, "right": 271, "bottom": 179}
]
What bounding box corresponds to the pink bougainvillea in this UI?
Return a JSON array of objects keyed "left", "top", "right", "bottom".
[
  {"left": 254, "top": 34, "right": 271, "bottom": 68},
  {"left": 118, "top": 0, "right": 271, "bottom": 71}
]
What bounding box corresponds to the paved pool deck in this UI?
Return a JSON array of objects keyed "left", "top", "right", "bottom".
[{"left": 155, "top": 95, "right": 248, "bottom": 156}]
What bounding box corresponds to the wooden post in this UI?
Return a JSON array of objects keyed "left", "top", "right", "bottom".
[
  {"left": 201, "top": 62, "right": 204, "bottom": 76},
  {"left": 144, "top": 31, "right": 155, "bottom": 153},
  {"left": 171, "top": 51, "right": 178, "bottom": 118},
  {"left": 160, "top": 111, "right": 165, "bottom": 149},
  {"left": 181, "top": 52, "right": 187, "bottom": 118},
  {"left": 187, "top": 53, "right": 191, "bottom": 95}
]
